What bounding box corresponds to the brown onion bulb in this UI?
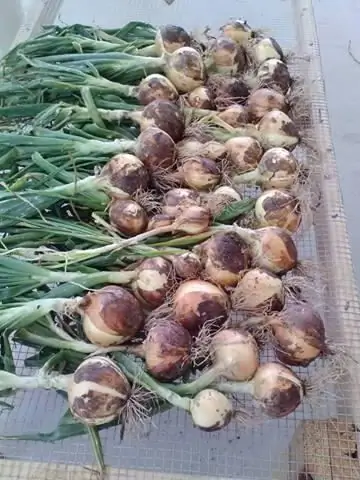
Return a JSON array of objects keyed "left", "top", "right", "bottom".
[
  {"left": 109, "top": 199, "right": 148, "bottom": 236},
  {"left": 68, "top": 356, "right": 130, "bottom": 425},
  {"left": 137, "top": 74, "right": 179, "bottom": 105},
  {"left": 231, "top": 268, "right": 285, "bottom": 313},
  {"left": 271, "top": 302, "right": 326, "bottom": 366},
  {"left": 101, "top": 153, "right": 150, "bottom": 196},
  {"left": 252, "top": 362, "right": 304, "bottom": 418},
  {"left": 205, "top": 186, "right": 242, "bottom": 216},
  {"left": 208, "top": 76, "right": 250, "bottom": 108},
  {"left": 173, "top": 279, "right": 230, "bottom": 333},
  {"left": 173, "top": 205, "right": 211, "bottom": 234},
  {"left": 251, "top": 37, "right": 285, "bottom": 65},
  {"left": 164, "top": 47, "right": 206, "bottom": 93},
  {"left": 188, "top": 86, "right": 215, "bottom": 109},
  {"left": 144, "top": 320, "right": 192, "bottom": 380},
  {"left": 135, "top": 127, "right": 177, "bottom": 171},
  {"left": 171, "top": 252, "right": 202, "bottom": 279},
  {"left": 247, "top": 88, "right": 288, "bottom": 123},
  {"left": 80, "top": 286, "right": 144, "bottom": 346},
  {"left": 257, "top": 109, "right": 300, "bottom": 151},
  {"left": 147, "top": 213, "right": 175, "bottom": 231},
  {"left": 198, "top": 232, "right": 251, "bottom": 287},
  {"left": 217, "top": 104, "right": 248, "bottom": 127},
  {"left": 257, "top": 59, "right": 292, "bottom": 94},
  {"left": 225, "top": 136, "right": 263, "bottom": 173},
  {"left": 255, "top": 189, "right": 301, "bottom": 233},
  {"left": 155, "top": 25, "right": 191, "bottom": 55},
  {"left": 133, "top": 257, "right": 174, "bottom": 309},
  {"left": 177, "top": 137, "right": 226, "bottom": 162},
  {"left": 181, "top": 157, "right": 221, "bottom": 190},
  {"left": 221, "top": 19, "right": 253, "bottom": 46},
  {"left": 140, "top": 100, "right": 185, "bottom": 142},
  {"left": 210, "top": 36, "right": 246, "bottom": 74},
  {"left": 162, "top": 188, "right": 201, "bottom": 216},
  {"left": 213, "top": 186, "right": 242, "bottom": 203}
]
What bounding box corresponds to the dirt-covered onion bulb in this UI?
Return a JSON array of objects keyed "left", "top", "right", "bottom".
[
  {"left": 257, "top": 109, "right": 300, "bottom": 151},
  {"left": 221, "top": 19, "right": 253, "bottom": 46},
  {"left": 139, "top": 99, "right": 185, "bottom": 142},
  {"left": 177, "top": 137, "right": 226, "bottom": 162},
  {"left": 257, "top": 59, "right": 292, "bottom": 94},
  {"left": 173, "top": 205, "right": 211, "bottom": 234},
  {"left": 137, "top": 74, "right": 179, "bottom": 105},
  {"left": 225, "top": 136, "right": 263, "bottom": 173},
  {"left": 155, "top": 25, "right": 191, "bottom": 55},
  {"left": 181, "top": 157, "right": 221, "bottom": 191},
  {"left": 208, "top": 76, "right": 250, "bottom": 108},
  {"left": 147, "top": 213, "right": 175, "bottom": 231},
  {"left": 247, "top": 88, "right": 288, "bottom": 123},
  {"left": 217, "top": 104, "right": 248, "bottom": 127},
  {"left": 251, "top": 37, "right": 285, "bottom": 65},
  {"left": 171, "top": 252, "right": 202, "bottom": 279},
  {"left": 135, "top": 127, "right": 177, "bottom": 171},
  {"left": 109, "top": 199, "right": 148, "bottom": 236},
  {"left": 205, "top": 185, "right": 242, "bottom": 216},
  {"left": 209, "top": 36, "right": 246, "bottom": 74},
  {"left": 164, "top": 47, "right": 206, "bottom": 93},
  {"left": 190, "top": 389, "right": 233, "bottom": 431},
  {"left": 255, "top": 189, "right": 301, "bottom": 233},
  {"left": 101, "top": 153, "right": 150, "bottom": 196},
  {"left": 162, "top": 188, "right": 201, "bottom": 217},
  {"left": 68, "top": 356, "right": 131, "bottom": 425},
  {"left": 188, "top": 86, "right": 214, "bottom": 109},
  {"left": 79, "top": 286, "right": 144, "bottom": 346}
]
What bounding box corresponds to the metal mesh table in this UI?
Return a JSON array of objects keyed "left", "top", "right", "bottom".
[{"left": 1, "top": 0, "right": 360, "bottom": 478}]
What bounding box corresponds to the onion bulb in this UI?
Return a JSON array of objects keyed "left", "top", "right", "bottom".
[
  {"left": 270, "top": 301, "right": 326, "bottom": 366},
  {"left": 132, "top": 257, "right": 174, "bottom": 309},
  {"left": 155, "top": 25, "right": 191, "bottom": 55},
  {"left": 205, "top": 186, "right": 242, "bottom": 215},
  {"left": 190, "top": 389, "right": 233, "bottom": 431},
  {"left": 101, "top": 153, "right": 150, "bottom": 197},
  {"left": 137, "top": 74, "right": 179, "bottom": 105},
  {"left": 252, "top": 362, "right": 304, "bottom": 417},
  {"left": 177, "top": 137, "right": 226, "bottom": 161},
  {"left": 109, "top": 199, "right": 148, "bottom": 236},
  {"left": 208, "top": 76, "right": 250, "bottom": 108},
  {"left": 213, "top": 185, "right": 242, "bottom": 203},
  {"left": 257, "top": 59, "right": 292, "bottom": 94},
  {"left": 257, "top": 109, "right": 300, "bottom": 151},
  {"left": 68, "top": 356, "right": 130, "bottom": 425},
  {"left": 251, "top": 37, "right": 285, "bottom": 65},
  {"left": 164, "top": 46, "right": 206, "bottom": 93},
  {"left": 217, "top": 104, "right": 248, "bottom": 127},
  {"left": 135, "top": 127, "right": 177, "bottom": 171},
  {"left": 247, "top": 88, "right": 288, "bottom": 123},
  {"left": 197, "top": 232, "right": 251, "bottom": 287},
  {"left": 147, "top": 213, "right": 175, "bottom": 231},
  {"left": 173, "top": 279, "right": 230, "bottom": 333},
  {"left": 137, "top": 99, "right": 185, "bottom": 142},
  {"left": 172, "top": 205, "right": 211, "bottom": 234},
  {"left": 188, "top": 86, "right": 215, "bottom": 109},
  {"left": 170, "top": 252, "right": 202, "bottom": 279},
  {"left": 221, "top": 19, "right": 253, "bottom": 46},
  {"left": 255, "top": 189, "right": 301, "bottom": 232},
  {"left": 225, "top": 136, "right": 263, "bottom": 173},
  {"left": 231, "top": 268, "right": 285, "bottom": 313},
  {"left": 162, "top": 188, "right": 201, "bottom": 216},
  {"left": 233, "top": 147, "right": 299, "bottom": 190},
  {"left": 209, "top": 36, "right": 246, "bottom": 74},
  {"left": 181, "top": 156, "right": 221, "bottom": 190},
  {"left": 79, "top": 286, "right": 144, "bottom": 346}
]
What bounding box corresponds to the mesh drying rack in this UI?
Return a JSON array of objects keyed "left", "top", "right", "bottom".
[{"left": 1, "top": 0, "right": 360, "bottom": 479}]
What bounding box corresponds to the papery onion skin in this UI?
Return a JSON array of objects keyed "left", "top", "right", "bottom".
[
  {"left": 188, "top": 86, "right": 215, "bottom": 109},
  {"left": 137, "top": 74, "right": 179, "bottom": 105},
  {"left": 257, "top": 59, "right": 292, "bottom": 94},
  {"left": 80, "top": 286, "right": 145, "bottom": 347},
  {"left": 181, "top": 157, "right": 221, "bottom": 191},
  {"left": 135, "top": 127, "right": 177, "bottom": 170},
  {"left": 133, "top": 257, "right": 174, "bottom": 309},
  {"left": 217, "top": 104, "right": 248, "bottom": 127},
  {"left": 173, "top": 280, "right": 230, "bottom": 333},
  {"left": 162, "top": 188, "right": 201, "bottom": 217},
  {"left": 271, "top": 302, "right": 326, "bottom": 367},
  {"left": 145, "top": 320, "right": 192, "bottom": 380},
  {"left": 109, "top": 199, "right": 148, "bottom": 236},
  {"left": 101, "top": 154, "right": 150, "bottom": 196},
  {"left": 190, "top": 389, "right": 233, "bottom": 431},
  {"left": 155, "top": 25, "right": 191, "bottom": 55},
  {"left": 165, "top": 47, "right": 206, "bottom": 93},
  {"left": 254, "top": 226, "right": 298, "bottom": 274},
  {"left": 255, "top": 189, "right": 301, "bottom": 233},
  {"left": 247, "top": 88, "right": 288, "bottom": 123},
  {"left": 252, "top": 362, "right": 304, "bottom": 418},
  {"left": 226, "top": 136, "right": 263, "bottom": 173},
  {"left": 68, "top": 356, "right": 130, "bottom": 426}
]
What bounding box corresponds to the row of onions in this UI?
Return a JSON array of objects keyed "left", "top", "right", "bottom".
[{"left": 0, "top": 17, "right": 337, "bottom": 476}]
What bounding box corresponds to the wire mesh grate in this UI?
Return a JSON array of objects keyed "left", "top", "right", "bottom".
[{"left": 1, "top": 0, "right": 360, "bottom": 478}]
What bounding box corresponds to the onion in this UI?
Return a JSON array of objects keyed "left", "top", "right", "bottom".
[
  {"left": 221, "top": 19, "right": 253, "bottom": 46},
  {"left": 170, "top": 252, "right": 202, "bottom": 279},
  {"left": 209, "top": 36, "right": 246, "bottom": 74},
  {"left": 181, "top": 156, "right": 221, "bottom": 190},
  {"left": 251, "top": 362, "right": 304, "bottom": 417},
  {"left": 101, "top": 153, "right": 150, "bottom": 197},
  {"left": 257, "top": 109, "right": 300, "bottom": 151},
  {"left": 190, "top": 389, "right": 233, "bottom": 431},
  {"left": 225, "top": 136, "right": 263, "bottom": 173},
  {"left": 132, "top": 257, "right": 174, "bottom": 309},
  {"left": 231, "top": 268, "right": 285, "bottom": 313},
  {"left": 109, "top": 199, "right": 148, "bottom": 236},
  {"left": 135, "top": 127, "right": 177, "bottom": 171},
  {"left": 173, "top": 279, "right": 230, "bottom": 333},
  {"left": 162, "top": 188, "right": 201, "bottom": 216},
  {"left": 79, "top": 286, "right": 145, "bottom": 346},
  {"left": 177, "top": 137, "right": 226, "bottom": 161},
  {"left": 147, "top": 213, "right": 175, "bottom": 231},
  {"left": 217, "top": 105, "right": 248, "bottom": 127},
  {"left": 188, "top": 86, "right": 215, "bottom": 109},
  {"left": 257, "top": 59, "right": 292, "bottom": 94},
  {"left": 137, "top": 74, "right": 179, "bottom": 105},
  {"left": 270, "top": 301, "right": 326, "bottom": 366},
  {"left": 172, "top": 205, "right": 211, "bottom": 234},
  {"left": 136, "top": 99, "right": 185, "bottom": 142},
  {"left": 205, "top": 185, "right": 242, "bottom": 216},
  {"left": 208, "top": 76, "right": 250, "bottom": 108},
  {"left": 255, "top": 189, "right": 301, "bottom": 233},
  {"left": 213, "top": 185, "right": 242, "bottom": 202},
  {"left": 233, "top": 147, "right": 299, "bottom": 189},
  {"left": 164, "top": 46, "right": 206, "bottom": 93},
  {"left": 68, "top": 356, "right": 130, "bottom": 425},
  {"left": 197, "top": 232, "right": 251, "bottom": 287},
  {"left": 155, "top": 25, "right": 192, "bottom": 55},
  {"left": 251, "top": 37, "right": 285, "bottom": 65},
  {"left": 247, "top": 88, "right": 288, "bottom": 123}
]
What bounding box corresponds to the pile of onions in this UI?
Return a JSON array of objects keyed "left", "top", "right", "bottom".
[{"left": 255, "top": 189, "right": 302, "bottom": 233}]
